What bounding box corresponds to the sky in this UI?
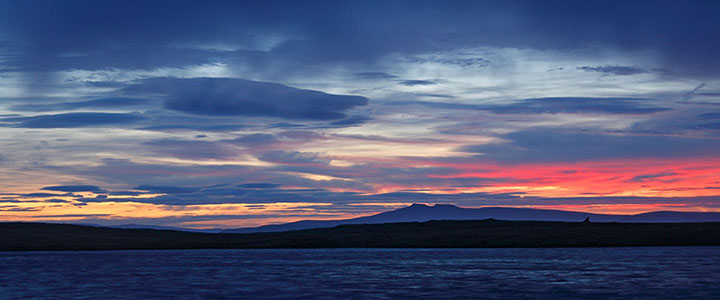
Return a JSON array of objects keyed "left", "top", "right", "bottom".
[{"left": 1, "top": 0, "right": 720, "bottom": 229}]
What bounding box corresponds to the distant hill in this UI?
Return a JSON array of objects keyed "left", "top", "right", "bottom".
[
  {"left": 2, "top": 220, "right": 720, "bottom": 251},
  {"left": 223, "top": 203, "right": 720, "bottom": 233},
  {"left": 109, "top": 223, "right": 223, "bottom": 233}
]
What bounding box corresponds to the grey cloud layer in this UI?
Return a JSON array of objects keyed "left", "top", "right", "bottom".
[
  {"left": 125, "top": 77, "right": 368, "bottom": 121},
  {"left": 143, "top": 139, "right": 236, "bottom": 160},
  {"left": 391, "top": 97, "right": 669, "bottom": 115},
  {"left": 460, "top": 129, "right": 720, "bottom": 163},
  {"left": 2, "top": 112, "right": 146, "bottom": 128},
  {"left": 41, "top": 185, "right": 105, "bottom": 193},
  {"left": 2, "top": 1, "right": 719, "bottom": 76},
  {"left": 577, "top": 65, "right": 649, "bottom": 76},
  {"left": 487, "top": 98, "right": 669, "bottom": 115},
  {"left": 10, "top": 97, "right": 151, "bottom": 112}
]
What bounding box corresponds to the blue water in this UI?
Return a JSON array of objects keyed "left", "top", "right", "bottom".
[{"left": 1, "top": 247, "right": 719, "bottom": 299}]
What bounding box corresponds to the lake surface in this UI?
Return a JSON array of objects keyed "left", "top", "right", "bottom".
[{"left": 1, "top": 247, "right": 719, "bottom": 299}]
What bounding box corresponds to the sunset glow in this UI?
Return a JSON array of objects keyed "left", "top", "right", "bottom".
[{"left": 2, "top": 0, "right": 720, "bottom": 229}]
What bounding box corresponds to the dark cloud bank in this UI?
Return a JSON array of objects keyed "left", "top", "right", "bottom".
[
  {"left": 125, "top": 77, "right": 368, "bottom": 121},
  {"left": 2, "top": 1, "right": 719, "bottom": 76}
]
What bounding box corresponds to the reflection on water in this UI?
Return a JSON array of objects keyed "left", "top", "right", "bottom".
[{"left": 1, "top": 247, "right": 719, "bottom": 299}]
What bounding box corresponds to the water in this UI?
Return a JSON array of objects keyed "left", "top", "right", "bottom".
[{"left": 1, "top": 247, "right": 719, "bottom": 299}]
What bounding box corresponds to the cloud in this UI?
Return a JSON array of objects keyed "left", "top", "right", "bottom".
[
  {"left": 134, "top": 185, "right": 201, "bottom": 194},
  {"left": 399, "top": 80, "right": 436, "bottom": 86},
  {"left": 387, "top": 100, "right": 482, "bottom": 111},
  {"left": 694, "top": 123, "right": 720, "bottom": 130},
  {"left": 2, "top": 1, "right": 720, "bottom": 76},
  {"left": 2, "top": 46, "right": 231, "bottom": 72},
  {"left": 76, "top": 158, "right": 256, "bottom": 188},
  {"left": 700, "top": 112, "right": 720, "bottom": 119},
  {"left": 237, "top": 183, "right": 282, "bottom": 189},
  {"left": 137, "top": 124, "right": 250, "bottom": 132},
  {"left": 41, "top": 185, "right": 105, "bottom": 193},
  {"left": 486, "top": 97, "right": 669, "bottom": 115},
  {"left": 404, "top": 55, "right": 490, "bottom": 67},
  {"left": 459, "top": 129, "right": 720, "bottom": 163},
  {"left": 34, "top": 181, "right": 720, "bottom": 212},
  {"left": 626, "top": 172, "right": 679, "bottom": 183},
  {"left": 22, "top": 193, "right": 66, "bottom": 198},
  {"left": 0, "top": 206, "right": 42, "bottom": 212},
  {"left": 327, "top": 115, "right": 372, "bottom": 127},
  {"left": 577, "top": 65, "right": 648, "bottom": 75},
  {"left": 10, "top": 97, "right": 150, "bottom": 112},
  {"left": 124, "top": 77, "right": 368, "bottom": 120},
  {"left": 143, "top": 139, "right": 233, "bottom": 160},
  {"left": 266, "top": 123, "right": 307, "bottom": 129},
  {"left": 390, "top": 97, "right": 669, "bottom": 115},
  {"left": 2, "top": 1, "right": 720, "bottom": 227},
  {"left": 355, "top": 72, "right": 397, "bottom": 79},
  {"left": 227, "top": 133, "right": 278, "bottom": 145},
  {"left": 259, "top": 150, "right": 329, "bottom": 165},
  {"left": 413, "top": 93, "right": 456, "bottom": 99},
  {"left": 108, "top": 191, "right": 145, "bottom": 196},
  {"left": 27, "top": 214, "right": 113, "bottom": 218},
  {"left": 3, "top": 112, "right": 145, "bottom": 128}
]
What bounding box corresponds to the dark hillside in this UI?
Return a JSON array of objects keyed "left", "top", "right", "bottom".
[{"left": 2, "top": 220, "right": 720, "bottom": 251}]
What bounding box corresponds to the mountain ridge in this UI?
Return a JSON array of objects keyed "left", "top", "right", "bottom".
[{"left": 222, "top": 203, "right": 720, "bottom": 233}]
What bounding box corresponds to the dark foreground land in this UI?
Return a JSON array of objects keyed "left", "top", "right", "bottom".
[{"left": 2, "top": 220, "right": 720, "bottom": 251}]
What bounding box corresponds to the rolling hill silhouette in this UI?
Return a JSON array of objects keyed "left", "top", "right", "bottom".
[
  {"left": 223, "top": 204, "right": 720, "bottom": 233},
  {"left": 4, "top": 219, "right": 720, "bottom": 251}
]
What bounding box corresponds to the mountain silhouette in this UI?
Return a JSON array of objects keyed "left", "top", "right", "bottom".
[
  {"left": 110, "top": 223, "right": 223, "bottom": 233},
  {"left": 4, "top": 220, "right": 720, "bottom": 250},
  {"left": 222, "top": 203, "right": 720, "bottom": 233}
]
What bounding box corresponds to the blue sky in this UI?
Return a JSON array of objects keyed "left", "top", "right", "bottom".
[{"left": 1, "top": 0, "right": 720, "bottom": 228}]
